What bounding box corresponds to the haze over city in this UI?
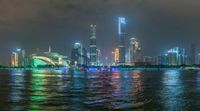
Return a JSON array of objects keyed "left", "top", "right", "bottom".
[
  {"left": 1, "top": 0, "right": 200, "bottom": 65},
  {"left": 1, "top": 1, "right": 200, "bottom": 111}
]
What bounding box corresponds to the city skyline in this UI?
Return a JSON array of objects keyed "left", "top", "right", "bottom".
[
  {"left": 1, "top": 17, "right": 200, "bottom": 66},
  {"left": 0, "top": 0, "right": 200, "bottom": 65},
  {"left": 1, "top": 1, "right": 200, "bottom": 111}
]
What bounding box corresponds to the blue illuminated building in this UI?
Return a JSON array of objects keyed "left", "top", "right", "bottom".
[
  {"left": 118, "top": 17, "right": 126, "bottom": 64},
  {"left": 154, "top": 54, "right": 168, "bottom": 65},
  {"left": 167, "top": 47, "right": 186, "bottom": 65},
  {"left": 156, "top": 47, "right": 186, "bottom": 65}
]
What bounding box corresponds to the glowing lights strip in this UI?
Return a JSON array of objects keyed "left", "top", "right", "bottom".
[{"left": 32, "top": 56, "right": 56, "bottom": 65}]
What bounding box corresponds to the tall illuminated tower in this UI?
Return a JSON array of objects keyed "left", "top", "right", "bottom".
[
  {"left": 89, "top": 24, "right": 97, "bottom": 66},
  {"left": 118, "top": 17, "right": 126, "bottom": 64}
]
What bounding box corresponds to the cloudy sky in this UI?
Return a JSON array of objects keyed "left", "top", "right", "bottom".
[{"left": 0, "top": 0, "right": 200, "bottom": 64}]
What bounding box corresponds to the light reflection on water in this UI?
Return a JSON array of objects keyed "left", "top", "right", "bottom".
[
  {"left": 161, "top": 70, "right": 185, "bottom": 110},
  {"left": 0, "top": 69, "right": 200, "bottom": 110}
]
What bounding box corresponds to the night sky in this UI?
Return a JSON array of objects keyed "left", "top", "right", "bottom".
[{"left": 0, "top": 0, "right": 200, "bottom": 65}]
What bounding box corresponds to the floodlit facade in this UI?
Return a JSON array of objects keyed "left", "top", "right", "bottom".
[
  {"left": 167, "top": 47, "right": 186, "bottom": 65},
  {"left": 30, "top": 48, "right": 70, "bottom": 67},
  {"left": 11, "top": 52, "right": 19, "bottom": 67},
  {"left": 128, "top": 38, "right": 143, "bottom": 65},
  {"left": 89, "top": 24, "right": 97, "bottom": 66},
  {"left": 114, "top": 48, "right": 119, "bottom": 65},
  {"left": 11, "top": 49, "right": 26, "bottom": 67}
]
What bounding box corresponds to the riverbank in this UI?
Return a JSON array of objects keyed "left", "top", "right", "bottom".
[{"left": 0, "top": 66, "right": 199, "bottom": 71}]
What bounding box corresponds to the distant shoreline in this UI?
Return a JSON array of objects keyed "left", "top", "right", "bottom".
[{"left": 0, "top": 66, "right": 199, "bottom": 71}]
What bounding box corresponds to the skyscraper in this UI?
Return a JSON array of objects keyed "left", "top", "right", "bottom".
[
  {"left": 128, "top": 38, "right": 142, "bottom": 65},
  {"left": 89, "top": 24, "right": 97, "bottom": 66},
  {"left": 114, "top": 48, "right": 119, "bottom": 65},
  {"left": 11, "top": 48, "right": 26, "bottom": 67},
  {"left": 11, "top": 52, "right": 19, "bottom": 67},
  {"left": 190, "top": 44, "right": 196, "bottom": 65},
  {"left": 166, "top": 47, "right": 186, "bottom": 65},
  {"left": 96, "top": 49, "right": 101, "bottom": 66},
  {"left": 118, "top": 17, "right": 126, "bottom": 64},
  {"left": 71, "top": 42, "right": 88, "bottom": 65},
  {"left": 129, "top": 38, "right": 137, "bottom": 64}
]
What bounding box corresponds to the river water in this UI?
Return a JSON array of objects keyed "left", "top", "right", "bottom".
[{"left": 0, "top": 69, "right": 200, "bottom": 111}]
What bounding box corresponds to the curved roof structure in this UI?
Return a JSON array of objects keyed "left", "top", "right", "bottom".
[
  {"left": 32, "top": 56, "right": 56, "bottom": 66},
  {"left": 30, "top": 51, "right": 70, "bottom": 67}
]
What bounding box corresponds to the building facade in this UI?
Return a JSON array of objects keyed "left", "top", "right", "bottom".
[
  {"left": 31, "top": 49, "right": 70, "bottom": 67},
  {"left": 114, "top": 48, "right": 119, "bottom": 65},
  {"left": 118, "top": 17, "right": 126, "bottom": 64},
  {"left": 155, "top": 47, "right": 186, "bottom": 66},
  {"left": 11, "top": 49, "right": 26, "bottom": 67},
  {"left": 96, "top": 49, "right": 102, "bottom": 66},
  {"left": 89, "top": 24, "right": 97, "bottom": 66},
  {"left": 190, "top": 44, "right": 196, "bottom": 65},
  {"left": 71, "top": 42, "right": 88, "bottom": 65},
  {"left": 128, "top": 38, "right": 143, "bottom": 65},
  {"left": 167, "top": 47, "right": 186, "bottom": 65}
]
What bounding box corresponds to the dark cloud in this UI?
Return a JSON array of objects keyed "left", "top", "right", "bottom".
[{"left": 0, "top": 0, "right": 200, "bottom": 65}]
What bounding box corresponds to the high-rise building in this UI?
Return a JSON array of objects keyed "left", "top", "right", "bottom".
[
  {"left": 114, "top": 48, "right": 119, "bottom": 65},
  {"left": 190, "top": 44, "right": 196, "bottom": 65},
  {"left": 89, "top": 24, "right": 97, "bottom": 66},
  {"left": 128, "top": 38, "right": 143, "bottom": 65},
  {"left": 96, "top": 49, "right": 102, "bottom": 66},
  {"left": 11, "top": 52, "right": 19, "bottom": 67},
  {"left": 11, "top": 48, "right": 26, "bottom": 67},
  {"left": 71, "top": 42, "right": 88, "bottom": 65},
  {"left": 143, "top": 56, "right": 153, "bottom": 65},
  {"left": 129, "top": 38, "right": 137, "bottom": 64},
  {"left": 198, "top": 53, "right": 200, "bottom": 64},
  {"left": 167, "top": 47, "right": 186, "bottom": 65},
  {"left": 154, "top": 54, "right": 168, "bottom": 65},
  {"left": 155, "top": 47, "right": 186, "bottom": 66},
  {"left": 118, "top": 17, "right": 126, "bottom": 64}
]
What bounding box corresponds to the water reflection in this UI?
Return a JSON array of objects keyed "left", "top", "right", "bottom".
[
  {"left": 9, "top": 70, "right": 25, "bottom": 111},
  {"left": 161, "top": 70, "right": 185, "bottom": 110},
  {"left": 197, "top": 71, "right": 200, "bottom": 91},
  {"left": 0, "top": 69, "right": 200, "bottom": 110},
  {"left": 29, "top": 70, "right": 48, "bottom": 110},
  {"left": 109, "top": 71, "right": 132, "bottom": 109}
]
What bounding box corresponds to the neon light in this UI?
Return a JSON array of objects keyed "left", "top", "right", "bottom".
[
  {"left": 118, "top": 17, "right": 126, "bottom": 35},
  {"left": 89, "top": 67, "right": 98, "bottom": 71}
]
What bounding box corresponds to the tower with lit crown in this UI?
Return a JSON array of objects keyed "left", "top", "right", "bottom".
[
  {"left": 89, "top": 24, "right": 97, "bottom": 66},
  {"left": 118, "top": 17, "right": 126, "bottom": 64}
]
